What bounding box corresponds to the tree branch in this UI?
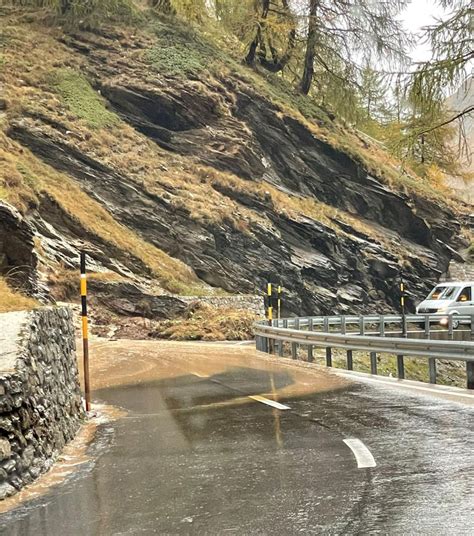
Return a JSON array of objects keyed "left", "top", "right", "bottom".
[{"left": 412, "top": 105, "right": 474, "bottom": 137}]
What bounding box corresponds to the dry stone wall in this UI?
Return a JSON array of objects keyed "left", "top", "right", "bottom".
[
  {"left": 445, "top": 260, "right": 474, "bottom": 282},
  {"left": 0, "top": 307, "right": 84, "bottom": 499},
  {"left": 177, "top": 295, "right": 265, "bottom": 316}
]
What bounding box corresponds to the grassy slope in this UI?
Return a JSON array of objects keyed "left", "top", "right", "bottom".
[
  {"left": 0, "top": 8, "right": 463, "bottom": 310},
  {"left": 0, "top": 278, "right": 38, "bottom": 312},
  {"left": 0, "top": 15, "right": 207, "bottom": 296},
  {"left": 144, "top": 17, "right": 454, "bottom": 202}
]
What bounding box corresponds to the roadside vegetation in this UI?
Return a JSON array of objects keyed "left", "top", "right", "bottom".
[
  {"left": 153, "top": 303, "right": 256, "bottom": 341},
  {"left": 293, "top": 346, "right": 468, "bottom": 390}
]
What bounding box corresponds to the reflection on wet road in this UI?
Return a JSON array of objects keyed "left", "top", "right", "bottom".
[{"left": 0, "top": 341, "right": 473, "bottom": 535}]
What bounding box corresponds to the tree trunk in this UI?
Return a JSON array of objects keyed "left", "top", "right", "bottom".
[
  {"left": 299, "top": 0, "right": 318, "bottom": 95},
  {"left": 245, "top": 0, "right": 270, "bottom": 66},
  {"left": 60, "top": 0, "right": 72, "bottom": 14},
  {"left": 245, "top": 30, "right": 261, "bottom": 66}
]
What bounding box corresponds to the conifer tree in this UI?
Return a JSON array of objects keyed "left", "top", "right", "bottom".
[{"left": 297, "top": 0, "right": 410, "bottom": 95}]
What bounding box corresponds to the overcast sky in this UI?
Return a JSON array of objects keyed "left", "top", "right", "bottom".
[{"left": 399, "top": 0, "right": 447, "bottom": 63}]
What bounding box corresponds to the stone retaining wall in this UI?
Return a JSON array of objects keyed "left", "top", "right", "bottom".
[
  {"left": 0, "top": 307, "right": 84, "bottom": 499},
  {"left": 443, "top": 260, "right": 474, "bottom": 282},
  {"left": 177, "top": 295, "right": 265, "bottom": 316}
]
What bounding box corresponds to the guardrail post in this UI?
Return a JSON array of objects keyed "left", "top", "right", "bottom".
[
  {"left": 346, "top": 349, "right": 353, "bottom": 370},
  {"left": 279, "top": 319, "right": 288, "bottom": 357},
  {"left": 307, "top": 318, "right": 314, "bottom": 362},
  {"left": 359, "top": 315, "right": 365, "bottom": 335},
  {"left": 370, "top": 351, "right": 377, "bottom": 374},
  {"left": 448, "top": 315, "right": 453, "bottom": 340},
  {"left": 341, "top": 315, "right": 346, "bottom": 335},
  {"left": 428, "top": 358, "right": 437, "bottom": 384},
  {"left": 467, "top": 362, "right": 474, "bottom": 390},
  {"left": 323, "top": 316, "right": 329, "bottom": 333},
  {"left": 424, "top": 315, "right": 430, "bottom": 339},
  {"left": 291, "top": 343, "right": 298, "bottom": 359},
  {"left": 471, "top": 315, "right": 474, "bottom": 341},
  {"left": 397, "top": 355, "right": 405, "bottom": 379},
  {"left": 326, "top": 347, "right": 332, "bottom": 367},
  {"left": 291, "top": 318, "right": 299, "bottom": 359},
  {"left": 402, "top": 314, "right": 407, "bottom": 338},
  {"left": 379, "top": 315, "right": 385, "bottom": 337},
  {"left": 260, "top": 335, "right": 268, "bottom": 353}
]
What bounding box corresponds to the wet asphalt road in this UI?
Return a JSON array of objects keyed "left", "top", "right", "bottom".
[{"left": 0, "top": 342, "right": 473, "bottom": 535}]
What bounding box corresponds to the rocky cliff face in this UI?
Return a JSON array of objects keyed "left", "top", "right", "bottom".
[{"left": 0, "top": 12, "right": 470, "bottom": 315}]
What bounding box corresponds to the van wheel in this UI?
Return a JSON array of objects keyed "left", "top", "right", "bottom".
[{"left": 451, "top": 315, "right": 460, "bottom": 329}]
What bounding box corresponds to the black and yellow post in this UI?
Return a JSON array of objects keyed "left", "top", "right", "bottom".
[
  {"left": 277, "top": 285, "right": 282, "bottom": 320},
  {"left": 267, "top": 283, "right": 273, "bottom": 324},
  {"left": 266, "top": 283, "right": 274, "bottom": 353},
  {"left": 80, "top": 252, "right": 91, "bottom": 412}
]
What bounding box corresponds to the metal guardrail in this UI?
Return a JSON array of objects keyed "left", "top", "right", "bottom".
[{"left": 255, "top": 314, "right": 474, "bottom": 389}]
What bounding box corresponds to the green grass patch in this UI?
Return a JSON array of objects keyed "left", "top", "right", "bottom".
[
  {"left": 146, "top": 42, "right": 207, "bottom": 77},
  {"left": 146, "top": 19, "right": 224, "bottom": 77},
  {"left": 48, "top": 68, "right": 119, "bottom": 129}
]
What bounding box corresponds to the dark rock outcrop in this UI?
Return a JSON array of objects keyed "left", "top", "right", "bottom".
[
  {"left": 0, "top": 202, "right": 38, "bottom": 294},
  {"left": 88, "top": 280, "right": 187, "bottom": 319}
]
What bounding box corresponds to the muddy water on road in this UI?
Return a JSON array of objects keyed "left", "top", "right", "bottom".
[{"left": 82, "top": 339, "right": 349, "bottom": 398}]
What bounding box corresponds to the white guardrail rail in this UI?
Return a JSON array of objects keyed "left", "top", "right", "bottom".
[{"left": 254, "top": 314, "right": 474, "bottom": 389}]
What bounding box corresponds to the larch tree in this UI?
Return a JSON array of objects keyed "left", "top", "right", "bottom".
[
  {"left": 296, "top": 0, "right": 410, "bottom": 95},
  {"left": 408, "top": 0, "right": 473, "bottom": 140}
]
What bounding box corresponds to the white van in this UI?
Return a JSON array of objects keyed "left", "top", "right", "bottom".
[{"left": 416, "top": 281, "right": 474, "bottom": 327}]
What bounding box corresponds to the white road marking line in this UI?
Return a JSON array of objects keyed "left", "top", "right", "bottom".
[
  {"left": 343, "top": 438, "right": 376, "bottom": 469},
  {"left": 248, "top": 395, "right": 290, "bottom": 410},
  {"left": 192, "top": 374, "right": 290, "bottom": 410},
  {"left": 336, "top": 371, "right": 474, "bottom": 401}
]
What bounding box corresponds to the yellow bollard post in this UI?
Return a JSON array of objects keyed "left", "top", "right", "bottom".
[
  {"left": 80, "top": 252, "right": 91, "bottom": 412},
  {"left": 277, "top": 285, "right": 282, "bottom": 320},
  {"left": 267, "top": 282, "right": 273, "bottom": 323}
]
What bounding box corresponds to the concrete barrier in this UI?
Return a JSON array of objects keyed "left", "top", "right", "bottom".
[{"left": 0, "top": 307, "right": 84, "bottom": 499}]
